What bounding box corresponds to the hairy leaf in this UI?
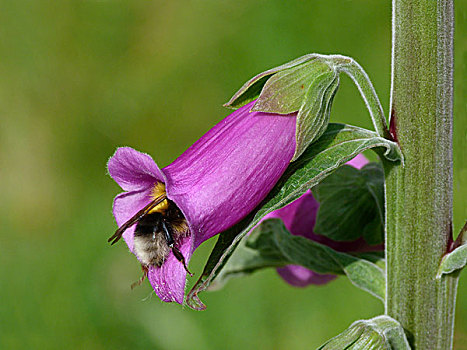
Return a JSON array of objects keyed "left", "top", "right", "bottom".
[
  {"left": 313, "top": 163, "right": 385, "bottom": 244},
  {"left": 436, "top": 221, "right": 467, "bottom": 278},
  {"left": 318, "top": 316, "right": 411, "bottom": 350},
  {"left": 436, "top": 245, "right": 467, "bottom": 278},
  {"left": 211, "top": 219, "right": 386, "bottom": 302}
]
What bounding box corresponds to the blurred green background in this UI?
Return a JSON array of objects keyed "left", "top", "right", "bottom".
[{"left": 0, "top": 1, "right": 465, "bottom": 349}]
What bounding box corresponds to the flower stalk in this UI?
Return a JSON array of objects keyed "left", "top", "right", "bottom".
[
  {"left": 384, "top": 0, "right": 456, "bottom": 348},
  {"left": 336, "top": 59, "right": 391, "bottom": 140}
]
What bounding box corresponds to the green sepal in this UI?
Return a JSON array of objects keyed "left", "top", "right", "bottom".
[
  {"left": 250, "top": 59, "right": 331, "bottom": 114},
  {"left": 225, "top": 54, "right": 392, "bottom": 160},
  {"left": 210, "top": 219, "right": 386, "bottom": 302},
  {"left": 185, "top": 123, "right": 401, "bottom": 310},
  {"left": 318, "top": 316, "right": 411, "bottom": 350},
  {"left": 293, "top": 72, "right": 339, "bottom": 160},
  {"left": 252, "top": 66, "right": 339, "bottom": 160},
  {"left": 312, "top": 163, "right": 385, "bottom": 245},
  {"left": 224, "top": 54, "right": 322, "bottom": 110}
]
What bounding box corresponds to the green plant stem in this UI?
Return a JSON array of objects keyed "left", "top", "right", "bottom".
[
  {"left": 337, "top": 60, "right": 391, "bottom": 140},
  {"left": 385, "top": 0, "right": 457, "bottom": 349}
]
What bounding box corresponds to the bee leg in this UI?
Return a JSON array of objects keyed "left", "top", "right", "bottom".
[
  {"left": 131, "top": 265, "right": 149, "bottom": 289},
  {"left": 161, "top": 220, "right": 193, "bottom": 277},
  {"left": 161, "top": 220, "right": 174, "bottom": 245},
  {"left": 172, "top": 246, "right": 193, "bottom": 277}
]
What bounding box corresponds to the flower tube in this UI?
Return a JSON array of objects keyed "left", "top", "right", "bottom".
[{"left": 108, "top": 101, "right": 297, "bottom": 303}]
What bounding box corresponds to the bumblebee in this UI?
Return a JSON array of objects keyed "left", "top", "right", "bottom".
[{"left": 108, "top": 183, "right": 192, "bottom": 288}]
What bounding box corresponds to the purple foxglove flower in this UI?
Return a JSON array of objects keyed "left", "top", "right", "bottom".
[
  {"left": 108, "top": 101, "right": 297, "bottom": 304},
  {"left": 263, "top": 154, "right": 382, "bottom": 287}
]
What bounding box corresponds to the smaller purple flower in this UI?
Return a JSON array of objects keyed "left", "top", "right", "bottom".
[
  {"left": 263, "top": 154, "right": 382, "bottom": 287},
  {"left": 108, "top": 101, "right": 297, "bottom": 304}
]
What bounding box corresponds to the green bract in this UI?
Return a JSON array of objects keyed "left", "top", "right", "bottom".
[
  {"left": 318, "top": 316, "right": 411, "bottom": 350},
  {"left": 225, "top": 54, "right": 391, "bottom": 160},
  {"left": 437, "top": 223, "right": 467, "bottom": 278}
]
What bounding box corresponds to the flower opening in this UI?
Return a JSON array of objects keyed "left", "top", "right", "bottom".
[{"left": 108, "top": 101, "right": 297, "bottom": 303}]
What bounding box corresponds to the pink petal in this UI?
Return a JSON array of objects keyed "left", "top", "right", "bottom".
[
  {"left": 112, "top": 188, "right": 154, "bottom": 252},
  {"left": 277, "top": 266, "right": 336, "bottom": 287},
  {"left": 108, "top": 147, "right": 165, "bottom": 191},
  {"left": 345, "top": 153, "right": 369, "bottom": 170},
  {"left": 147, "top": 235, "right": 193, "bottom": 304},
  {"left": 164, "top": 101, "right": 297, "bottom": 249}
]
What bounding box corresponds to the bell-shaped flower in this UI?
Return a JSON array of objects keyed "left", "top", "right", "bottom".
[
  {"left": 108, "top": 101, "right": 297, "bottom": 304},
  {"left": 263, "top": 154, "right": 383, "bottom": 287}
]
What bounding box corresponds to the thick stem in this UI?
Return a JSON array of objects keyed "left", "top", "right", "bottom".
[{"left": 385, "top": 0, "right": 457, "bottom": 349}]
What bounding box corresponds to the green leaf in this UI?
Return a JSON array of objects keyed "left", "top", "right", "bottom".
[
  {"left": 436, "top": 222, "right": 467, "bottom": 279},
  {"left": 312, "top": 163, "right": 385, "bottom": 244},
  {"left": 436, "top": 244, "right": 467, "bottom": 278},
  {"left": 211, "top": 219, "right": 386, "bottom": 302},
  {"left": 186, "top": 123, "right": 401, "bottom": 310},
  {"left": 318, "top": 316, "right": 411, "bottom": 350}
]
